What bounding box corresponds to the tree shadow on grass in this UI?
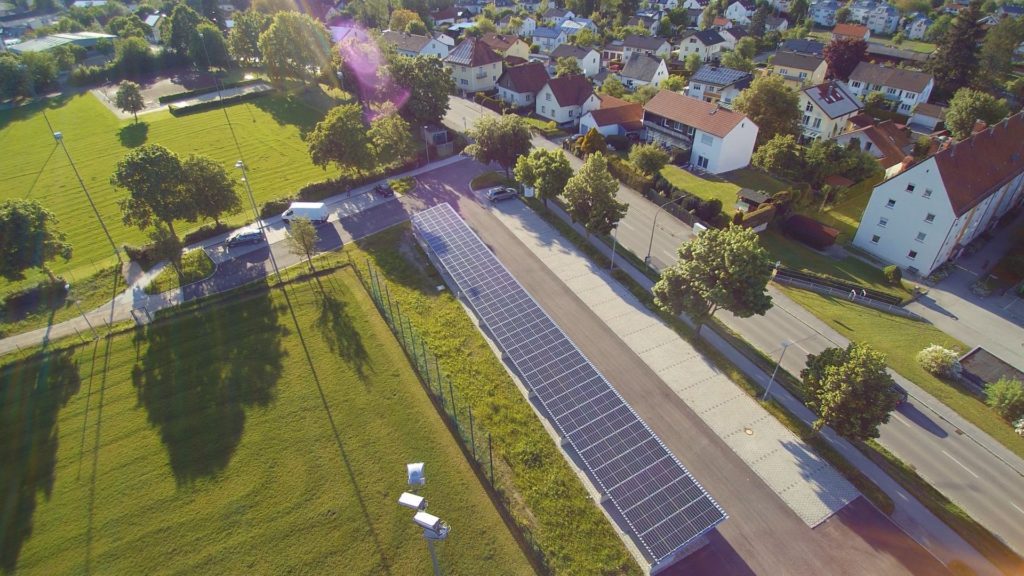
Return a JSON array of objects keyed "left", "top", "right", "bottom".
[
  {"left": 118, "top": 122, "right": 148, "bottom": 148},
  {"left": 249, "top": 94, "right": 320, "bottom": 137},
  {"left": 315, "top": 292, "right": 369, "bottom": 378},
  {"left": 0, "top": 349, "right": 81, "bottom": 573},
  {"left": 132, "top": 283, "right": 285, "bottom": 483}
]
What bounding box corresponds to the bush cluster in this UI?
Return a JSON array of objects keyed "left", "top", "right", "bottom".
[
  {"left": 916, "top": 344, "right": 962, "bottom": 379},
  {"left": 168, "top": 89, "right": 272, "bottom": 115},
  {"left": 123, "top": 243, "right": 164, "bottom": 271},
  {"left": 183, "top": 222, "right": 233, "bottom": 245},
  {"left": 883, "top": 264, "right": 902, "bottom": 285},
  {"left": 986, "top": 378, "right": 1024, "bottom": 422},
  {"left": 158, "top": 79, "right": 265, "bottom": 104},
  {"left": 606, "top": 155, "right": 653, "bottom": 191}
]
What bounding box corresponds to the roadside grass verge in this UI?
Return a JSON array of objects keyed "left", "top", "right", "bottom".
[
  {"left": 523, "top": 117, "right": 566, "bottom": 137},
  {"left": 469, "top": 171, "right": 513, "bottom": 191},
  {"left": 1, "top": 267, "right": 533, "bottom": 575},
  {"left": 781, "top": 287, "right": 1024, "bottom": 460},
  {"left": 388, "top": 176, "right": 416, "bottom": 195},
  {"left": 143, "top": 249, "right": 215, "bottom": 295},
  {"left": 346, "top": 226, "right": 640, "bottom": 575},
  {"left": 0, "top": 265, "right": 122, "bottom": 339}
]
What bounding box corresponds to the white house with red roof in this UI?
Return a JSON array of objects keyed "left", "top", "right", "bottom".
[
  {"left": 853, "top": 113, "right": 1024, "bottom": 276},
  {"left": 536, "top": 75, "right": 601, "bottom": 125},
  {"left": 444, "top": 37, "right": 503, "bottom": 93},
  {"left": 578, "top": 95, "right": 644, "bottom": 136}
]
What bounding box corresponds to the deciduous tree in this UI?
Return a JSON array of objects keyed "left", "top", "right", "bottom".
[
  {"left": 824, "top": 38, "right": 866, "bottom": 81},
  {"left": 259, "top": 11, "right": 332, "bottom": 84},
  {"left": 555, "top": 56, "right": 582, "bottom": 77},
  {"left": 562, "top": 153, "right": 628, "bottom": 239},
  {"left": 660, "top": 75, "right": 687, "bottom": 91},
  {"left": 978, "top": 16, "right": 1024, "bottom": 90},
  {"left": 228, "top": 10, "right": 272, "bottom": 65},
  {"left": 628, "top": 143, "right": 670, "bottom": 177},
  {"left": 801, "top": 343, "right": 901, "bottom": 440},
  {"left": 306, "top": 104, "right": 375, "bottom": 175},
  {"left": 929, "top": 0, "right": 983, "bottom": 97},
  {"left": 368, "top": 109, "right": 417, "bottom": 167},
  {"left": 164, "top": 3, "right": 204, "bottom": 55},
  {"left": 465, "top": 115, "right": 532, "bottom": 177},
  {"left": 514, "top": 147, "right": 573, "bottom": 207},
  {"left": 111, "top": 144, "right": 196, "bottom": 238},
  {"left": 945, "top": 88, "right": 1010, "bottom": 140},
  {"left": 286, "top": 217, "right": 319, "bottom": 272},
  {"left": 387, "top": 55, "right": 454, "bottom": 126},
  {"left": 625, "top": 83, "right": 659, "bottom": 104},
  {"left": 577, "top": 127, "right": 607, "bottom": 156},
  {"left": 0, "top": 199, "right": 72, "bottom": 281},
  {"left": 734, "top": 74, "right": 800, "bottom": 146},
  {"left": 599, "top": 75, "right": 627, "bottom": 97},
  {"left": 749, "top": 3, "right": 767, "bottom": 37},
  {"left": 389, "top": 8, "right": 422, "bottom": 32},
  {"left": 986, "top": 377, "right": 1024, "bottom": 422},
  {"left": 653, "top": 225, "right": 773, "bottom": 331},
  {"left": 115, "top": 81, "right": 144, "bottom": 122},
  {"left": 181, "top": 155, "right": 240, "bottom": 225},
  {"left": 720, "top": 50, "right": 755, "bottom": 72},
  {"left": 751, "top": 133, "right": 806, "bottom": 180}
]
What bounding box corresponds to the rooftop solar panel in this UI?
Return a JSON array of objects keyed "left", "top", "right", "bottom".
[{"left": 411, "top": 203, "right": 725, "bottom": 564}]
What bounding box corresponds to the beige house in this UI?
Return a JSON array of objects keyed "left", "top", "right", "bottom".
[
  {"left": 479, "top": 33, "right": 531, "bottom": 60},
  {"left": 769, "top": 50, "right": 827, "bottom": 88},
  {"left": 444, "top": 38, "right": 504, "bottom": 93},
  {"left": 798, "top": 81, "right": 862, "bottom": 142}
]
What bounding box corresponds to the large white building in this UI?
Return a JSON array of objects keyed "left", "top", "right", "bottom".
[
  {"left": 847, "top": 61, "right": 934, "bottom": 115},
  {"left": 642, "top": 90, "right": 759, "bottom": 174},
  {"left": 853, "top": 113, "right": 1024, "bottom": 276}
]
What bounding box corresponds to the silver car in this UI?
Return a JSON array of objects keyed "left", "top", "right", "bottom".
[{"left": 485, "top": 186, "right": 519, "bottom": 202}]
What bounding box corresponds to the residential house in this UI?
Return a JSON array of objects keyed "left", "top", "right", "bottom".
[
  {"left": 578, "top": 95, "right": 644, "bottom": 136},
  {"left": 622, "top": 34, "right": 673, "bottom": 60},
  {"left": 713, "top": 16, "right": 734, "bottom": 28},
  {"left": 380, "top": 31, "right": 449, "bottom": 58},
  {"left": 627, "top": 15, "right": 660, "bottom": 35},
  {"left": 686, "top": 65, "right": 753, "bottom": 107},
  {"left": 798, "top": 80, "right": 863, "bottom": 141},
  {"left": 780, "top": 38, "right": 824, "bottom": 56},
  {"left": 718, "top": 26, "right": 747, "bottom": 51},
  {"left": 549, "top": 44, "right": 601, "bottom": 77},
  {"left": 996, "top": 3, "right": 1024, "bottom": 19},
  {"left": 809, "top": 0, "right": 841, "bottom": 26},
  {"left": 535, "top": 74, "right": 600, "bottom": 125},
  {"left": 831, "top": 22, "right": 871, "bottom": 41},
  {"left": 602, "top": 39, "right": 624, "bottom": 62},
  {"left": 725, "top": 0, "right": 755, "bottom": 24},
  {"left": 496, "top": 61, "right": 550, "bottom": 108},
  {"left": 866, "top": 3, "right": 900, "bottom": 34},
  {"left": 430, "top": 6, "right": 458, "bottom": 25},
  {"left": 503, "top": 15, "right": 536, "bottom": 36},
  {"left": 852, "top": 113, "right": 1024, "bottom": 276},
  {"left": 479, "top": 33, "right": 531, "bottom": 60},
  {"left": 433, "top": 31, "right": 456, "bottom": 48},
  {"left": 543, "top": 7, "right": 575, "bottom": 26},
  {"left": 905, "top": 15, "right": 932, "bottom": 40},
  {"left": 865, "top": 43, "right": 930, "bottom": 67},
  {"left": 770, "top": 51, "right": 828, "bottom": 87},
  {"left": 681, "top": 0, "right": 711, "bottom": 9},
  {"left": 910, "top": 102, "right": 946, "bottom": 131},
  {"left": 532, "top": 26, "right": 567, "bottom": 52},
  {"left": 835, "top": 119, "right": 914, "bottom": 171},
  {"left": 560, "top": 17, "right": 598, "bottom": 38},
  {"left": 655, "top": 0, "right": 682, "bottom": 9},
  {"left": 770, "top": 0, "right": 793, "bottom": 12},
  {"left": 847, "top": 61, "right": 934, "bottom": 114},
  {"left": 678, "top": 29, "right": 726, "bottom": 62},
  {"left": 642, "top": 90, "right": 759, "bottom": 173},
  {"left": 848, "top": 0, "right": 876, "bottom": 23},
  {"left": 766, "top": 15, "right": 789, "bottom": 32},
  {"left": 144, "top": 13, "right": 163, "bottom": 43},
  {"left": 444, "top": 37, "right": 504, "bottom": 93},
  {"left": 619, "top": 54, "right": 670, "bottom": 90}
]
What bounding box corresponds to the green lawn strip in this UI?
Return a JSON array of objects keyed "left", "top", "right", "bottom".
[
  {"left": 859, "top": 441, "right": 1024, "bottom": 574},
  {"left": 523, "top": 117, "right": 566, "bottom": 137},
  {"left": 522, "top": 198, "right": 896, "bottom": 514},
  {"left": 0, "top": 264, "right": 122, "bottom": 339},
  {"left": 346, "top": 226, "right": 640, "bottom": 576},
  {"left": 781, "top": 287, "right": 1024, "bottom": 459},
  {"left": 659, "top": 166, "right": 788, "bottom": 216},
  {"left": 803, "top": 174, "right": 883, "bottom": 242},
  {"left": 388, "top": 176, "right": 416, "bottom": 195},
  {"left": 469, "top": 170, "right": 513, "bottom": 191},
  {"left": 144, "top": 249, "right": 215, "bottom": 295},
  {"left": 3, "top": 267, "right": 533, "bottom": 575}
]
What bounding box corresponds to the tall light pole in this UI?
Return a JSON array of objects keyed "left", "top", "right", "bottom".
[
  {"left": 644, "top": 196, "right": 685, "bottom": 271},
  {"left": 64, "top": 282, "right": 98, "bottom": 340},
  {"left": 52, "top": 130, "right": 122, "bottom": 265},
  {"left": 763, "top": 341, "right": 792, "bottom": 401},
  {"left": 234, "top": 160, "right": 264, "bottom": 235}
]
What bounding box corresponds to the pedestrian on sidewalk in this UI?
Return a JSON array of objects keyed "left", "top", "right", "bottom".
[{"left": 850, "top": 289, "right": 856, "bottom": 300}]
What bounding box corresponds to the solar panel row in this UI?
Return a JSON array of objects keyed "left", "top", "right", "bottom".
[{"left": 411, "top": 203, "right": 725, "bottom": 563}]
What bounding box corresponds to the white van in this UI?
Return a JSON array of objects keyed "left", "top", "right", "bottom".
[{"left": 281, "top": 202, "right": 328, "bottom": 223}]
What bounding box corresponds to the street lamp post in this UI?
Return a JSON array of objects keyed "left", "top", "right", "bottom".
[
  {"left": 762, "top": 341, "right": 792, "bottom": 401},
  {"left": 644, "top": 196, "right": 685, "bottom": 272},
  {"left": 64, "top": 282, "right": 98, "bottom": 340},
  {"left": 52, "top": 130, "right": 122, "bottom": 265},
  {"left": 609, "top": 224, "right": 619, "bottom": 271},
  {"left": 235, "top": 160, "right": 264, "bottom": 236}
]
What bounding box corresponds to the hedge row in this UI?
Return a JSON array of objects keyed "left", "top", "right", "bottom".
[
  {"left": 158, "top": 78, "right": 265, "bottom": 104},
  {"left": 168, "top": 88, "right": 271, "bottom": 116},
  {"left": 606, "top": 155, "right": 653, "bottom": 192}
]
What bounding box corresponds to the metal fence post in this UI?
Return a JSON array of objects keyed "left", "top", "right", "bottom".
[
  {"left": 434, "top": 357, "right": 442, "bottom": 395},
  {"left": 420, "top": 339, "right": 429, "bottom": 377},
  {"left": 449, "top": 379, "right": 458, "bottom": 430},
  {"left": 383, "top": 283, "right": 395, "bottom": 329},
  {"left": 469, "top": 406, "right": 476, "bottom": 460}
]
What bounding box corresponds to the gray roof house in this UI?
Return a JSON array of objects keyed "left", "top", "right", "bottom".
[{"left": 619, "top": 53, "right": 670, "bottom": 90}]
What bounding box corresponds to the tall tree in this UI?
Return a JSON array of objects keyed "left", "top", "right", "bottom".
[
  {"left": 562, "top": 153, "right": 628, "bottom": 239},
  {"left": 164, "top": 3, "right": 204, "bottom": 55},
  {"left": 19, "top": 52, "right": 58, "bottom": 95},
  {"left": 801, "top": 343, "right": 901, "bottom": 440},
  {"left": 699, "top": 5, "right": 715, "bottom": 29},
  {"left": 628, "top": 143, "right": 670, "bottom": 177},
  {"left": 113, "top": 36, "right": 153, "bottom": 77},
  {"left": 306, "top": 104, "right": 375, "bottom": 175},
  {"left": 389, "top": 8, "right": 422, "bottom": 31},
  {"left": 749, "top": 4, "right": 768, "bottom": 37},
  {"left": 735, "top": 36, "right": 757, "bottom": 60},
  {"left": 652, "top": 225, "right": 773, "bottom": 331},
  {"left": 387, "top": 55, "right": 454, "bottom": 126},
  {"left": 286, "top": 217, "right": 319, "bottom": 272},
  {"left": 823, "top": 38, "right": 867, "bottom": 81},
  {"left": 0, "top": 54, "right": 29, "bottom": 100},
  {"left": 751, "top": 134, "right": 806, "bottom": 180},
  {"left": 555, "top": 56, "right": 583, "bottom": 77},
  {"left": 577, "top": 127, "right": 607, "bottom": 155},
  {"left": 111, "top": 144, "right": 196, "bottom": 238},
  {"left": 107, "top": 14, "right": 149, "bottom": 38},
  {"left": 258, "top": 11, "right": 332, "bottom": 84},
  {"left": 514, "top": 148, "right": 573, "bottom": 207},
  {"left": 599, "top": 75, "right": 627, "bottom": 97},
  {"left": 465, "top": 115, "right": 532, "bottom": 177},
  {"left": 228, "top": 10, "right": 272, "bottom": 65},
  {"left": 978, "top": 17, "right": 1024, "bottom": 90},
  {"left": 181, "top": 155, "right": 240, "bottom": 225},
  {"left": 191, "top": 22, "right": 231, "bottom": 68},
  {"left": 720, "top": 50, "right": 755, "bottom": 72},
  {"left": 684, "top": 52, "right": 702, "bottom": 75},
  {"left": 661, "top": 75, "right": 688, "bottom": 91},
  {"left": 148, "top": 223, "right": 184, "bottom": 278},
  {"left": 944, "top": 88, "right": 1010, "bottom": 140},
  {"left": 733, "top": 74, "right": 800, "bottom": 146},
  {"left": 0, "top": 199, "right": 72, "bottom": 281},
  {"left": 368, "top": 109, "right": 417, "bottom": 167},
  {"left": 790, "top": 0, "right": 809, "bottom": 20},
  {"left": 925, "top": 14, "right": 953, "bottom": 42},
  {"left": 115, "top": 81, "right": 144, "bottom": 122},
  {"left": 929, "top": 0, "right": 983, "bottom": 97}
]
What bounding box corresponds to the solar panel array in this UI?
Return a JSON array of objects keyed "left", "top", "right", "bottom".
[{"left": 411, "top": 204, "right": 726, "bottom": 563}]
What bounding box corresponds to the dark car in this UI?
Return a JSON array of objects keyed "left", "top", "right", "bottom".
[
  {"left": 226, "top": 229, "right": 264, "bottom": 247},
  {"left": 374, "top": 183, "right": 394, "bottom": 197},
  {"left": 891, "top": 382, "right": 909, "bottom": 404}
]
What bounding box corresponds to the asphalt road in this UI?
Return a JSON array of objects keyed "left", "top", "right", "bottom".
[{"left": 445, "top": 97, "right": 1024, "bottom": 558}]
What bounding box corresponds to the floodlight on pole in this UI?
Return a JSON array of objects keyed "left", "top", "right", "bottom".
[
  {"left": 644, "top": 196, "right": 686, "bottom": 271},
  {"left": 762, "top": 341, "right": 792, "bottom": 401}
]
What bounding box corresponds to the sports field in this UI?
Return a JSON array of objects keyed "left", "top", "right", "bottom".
[
  {"left": 0, "top": 91, "right": 330, "bottom": 293},
  {"left": 0, "top": 269, "right": 534, "bottom": 575}
]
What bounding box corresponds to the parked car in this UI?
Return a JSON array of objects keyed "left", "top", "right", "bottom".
[
  {"left": 226, "top": 228, "right": 265, "bottom": 247},
  {"left": 891, "top": 382, "right": 908, "bottom": 404},
  {"left": 374, "top": 183, "right": 394, "bottom": 197},
  {"left": 485, "top": 186, "right": 519, "bottom": 202}
]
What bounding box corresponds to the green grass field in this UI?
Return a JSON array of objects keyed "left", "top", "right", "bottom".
[
  {"left": 660, "top": 165, "right": 788, "bottom": 215},
  {"left": 1, "top": 269, "right": 534, "bottom": 575},
  {"left": 144, "top": 248, "right": 215, "bottom": 295},
  {"left": 0, "top": 265, "right": 122, "bottom": 339},
  {"left": 0, "top": 91, "right": 331, "bottom": 295}
]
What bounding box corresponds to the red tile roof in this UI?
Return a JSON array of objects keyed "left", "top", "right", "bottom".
[
  {"left": 832, "top": 23, "right": 869, "bottom": 38},
  {"left": 479, "top": 33, "right": 522, "bottom": 53},
  {"left": 544, "top": 74, "right": 594, "bottom": 107},
  {"left": 588, "top": 98, "right": 644, "bottom": 130},
  {"left": 643, "top": 90, "right": 752, "bottom": 138},
  {"left": 844, "top": 120, "right": 913, "bottom": 168},
  {"left": 933, "top": 112, "right": 1024, "bottom": 216}
]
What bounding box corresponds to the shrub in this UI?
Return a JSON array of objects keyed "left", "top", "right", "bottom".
[
  {"left": 158, "top": 79, "right": 265, "bottom": 104},
  {"left": 606, "top": 135, "right": 630, "bottom": 152},
  {"left": 260, "top": 198, "right": 293, "bottom": 219},
  {"left": 883, "top": 264, "right": 902, "bottom": 285},
  {"left": 298, "top": 179, "right": 347, "bottom": 201},
  {"left": 168, "top": 89, "right": 272, "bottom": 115},
  {"left": 986, "top": 377, "right": 1024, "bottom": 422},
  {"left": 183, "top": 222, "right": 233, "bottom": 245},
  {"left": 683, "top": 196, "right": 701, "bottom": 212},
  {"left": 696, "top": 198, "right": 722, "bottom": 221},
  {"left": 606, "top": 155, "right": 653, "bottom": 190},
  {"left": 916, "top": 344, "right": 962, "bottom": 379},
  {"left": 123, "top": 242, "right": 163, "bottom": 271}
]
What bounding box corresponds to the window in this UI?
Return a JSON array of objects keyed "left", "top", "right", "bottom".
[
  {"left": 460, "top": 79, "right": 468, "bottom": 85},
  {"left": 886, "top": 87, "right": 897, "bottom": 94},
  {"left": 779, "top": 68, "right": 788, "bottom": 75},
  {"left": 916, "top": 232, "right": 927, "bottom": 242},
  {"left": 925, "top": 213, "right": 935, "bottom": 223},
  {"left": 900, "top": 102, "right": 911, "bottom": 112},
  {"left": 851, "top": 80, "right": 862, "bottom": 88},
  {"left": 923, "top": 188, "right": 932, "bottom": 198},
  {"left": 908, "top": 250, "right": 918, "bottom": 260},
  {"left": 540, "top": 105, "right": 546, "bottom": 114},
  {"left": 803, "top": 114, "right": 810, "bottom": 125},
  {"left": 812, "top": 117, "right": 822, "bottom": 129},
  {"left": 871, "top": 234, "right": 880, "bottom": 244},
  {"left": 700, "top": 133, "right": 713, "bottom": 145},
  {"left": 798, "top": 71, "right": 807, "bottom": 79},
  {"left": 805, "top": 102, "right": 813, "bottom": 112},
  {"left": 886, "top": 199, "right": 896, "bottom": 208},
  {"left": 905, "top": 92, "right": 916, "bottom": 99},
  {"left": 878, "top": 217, "right": 888, "bottom": 227},
  {"left": 526, "top": 94, "right": 532, "bottom": 102},
  {"left": 697, "top": 155, "right": 710, "bottom": 169},
  {"left": 865, "top": 141, "right": 873, "bottom": 151},
  {"left": 905, "top": 183, "right": 915, "bottom": 192},
  {"left": 546, "top": 93, "right": 551, "bottom": 101}
]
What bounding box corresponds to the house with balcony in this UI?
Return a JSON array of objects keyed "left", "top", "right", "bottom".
[
  {"left": 848, "top": 0, "right": 876, "bottom": 23},
  {"left": 769, "top": 50, "right": 827, "bottom": 88},
  {"left": 678, "top": 29, "right": 726, "bottom": 62},
  {"left": 536, "top": 75, "right": 600, "bottom": 125},
  {"left": 579, "top": 95, "right": 644, "bottom": 136},
  {"left": 866, "top": 4, "right": 900, "bottom": 34},
  {"left": 550, "top": 44, "right": 601, "bottom": 77},
  {"left": 602, "top": 39, "right": 625, "bottom": 62},
  {"left": 686, "top": 65, "right": 752, "bottom": 107},
  {"left": 904, "top": 15, "right": 932, "bottom": 40},
  {"left": 847, "top": 61, "right": 934, "bottom": 114},
  {"left": 724, "top": 0, "right": 755, "bottom": 24},
  {"left": 809, "top": 0, "right": 841, "bottom": 26},
  {"left": 798, "top": 80, "right": 862, "bottom": 142},
  {"left": 619, "top": 53, "right": 670, "bottom": 90},
  {"left": 380, "top": 31, "right": 450, "bottom": 58},
  {"left": 496, "top": 61, "right": 549, "bottom": 109},
  {"left": 622, "top": 34, "right": 673, "bottom": 60},
  {"left": 853, "top": 113, "right": 1024, "bottom": 276},
  {"left": 444, "top": 37, "right": 504, "bottom": 93},
  {"left": 642, "top": 90, "right": 759, "bottom": 173}
]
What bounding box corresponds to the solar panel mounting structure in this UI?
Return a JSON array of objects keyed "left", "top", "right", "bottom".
[{"left": 411, "top": 203, "right": 726, "bottom": 566}]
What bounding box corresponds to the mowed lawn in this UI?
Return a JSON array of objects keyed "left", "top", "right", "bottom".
[
  {"left": 1, "top": 269, "right": 534, "bottom": 575},
  {"left": 0, "top": 91, "right": 331, "bottom": 293},
  {"left": 660, "top": 165, "right": 788, "bottom": 215}
]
